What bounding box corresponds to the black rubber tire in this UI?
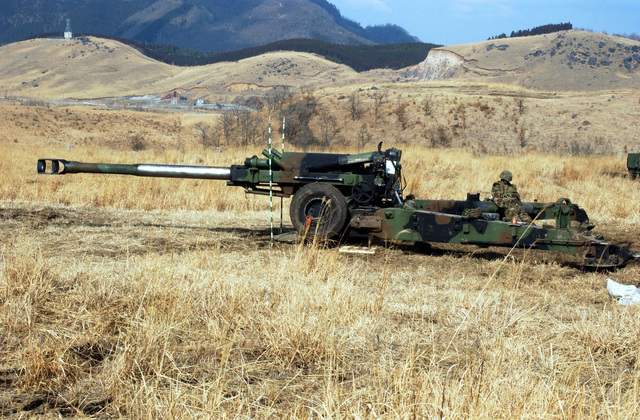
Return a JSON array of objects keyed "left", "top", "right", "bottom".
[{"left": 290, "top": 183, "right": 348, "bottom": 239}]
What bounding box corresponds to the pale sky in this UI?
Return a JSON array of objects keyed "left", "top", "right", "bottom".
[{"left": 328, "top": 0, "right": 639, "bottom": 45}]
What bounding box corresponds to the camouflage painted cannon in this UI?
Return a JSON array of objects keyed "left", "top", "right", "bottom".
[{"left": 37, "top": 144, "right": 638, "bottom": 269}]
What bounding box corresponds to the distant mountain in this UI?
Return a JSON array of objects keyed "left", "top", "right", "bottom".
[{"left": 0, "top": 0, "right": 419, "bottom": 52}]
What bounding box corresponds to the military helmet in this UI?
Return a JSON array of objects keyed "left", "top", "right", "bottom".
[{"left": 500, "top": 170, "right": 513, "bottom": 182}]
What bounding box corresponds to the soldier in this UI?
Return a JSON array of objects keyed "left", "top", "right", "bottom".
[{"left": 492, "top": 170, "right": 533, "bottom": 223}]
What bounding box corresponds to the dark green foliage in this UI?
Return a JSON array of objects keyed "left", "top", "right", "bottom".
[
  {"left": 131, "top": 38, "right": 438, "bottom": 72},
  {"left": 510, "top": 23, "right": 573, "bottom": 38},
  {"left": 489, "top": 23, "right": 573, "bottom": 40},
  {"left": 364, "top": 24, "right": 420, "bottom": 44},
  {"left": 86, "top": 35, "right": 210, "bottom": 64}
]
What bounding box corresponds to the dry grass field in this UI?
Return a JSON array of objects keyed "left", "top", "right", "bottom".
[{"left": 1, "top": 92, "right": 640, "bottom": 418}]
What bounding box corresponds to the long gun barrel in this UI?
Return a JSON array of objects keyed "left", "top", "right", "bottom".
[
  {"left": 37, "top": 159, "right": 232, "bottom": 180},
  {"left": 37, "top": 147, "right": 404, "bottom": 202}
]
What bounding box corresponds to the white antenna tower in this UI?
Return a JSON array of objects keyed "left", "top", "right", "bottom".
[{"left": 64, "top": 18, "right": 73, "bottom": 40}]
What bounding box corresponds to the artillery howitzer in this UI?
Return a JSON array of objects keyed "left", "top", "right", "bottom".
[{"left": 38, "top": 144, "right": 638, "bottom": 269}]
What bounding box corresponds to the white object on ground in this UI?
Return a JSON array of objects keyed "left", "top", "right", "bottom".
[
  {"left": 338, "top": 246, "right": 376, "bottom": 255},
  {"left": 607, "top": 278, "right": 640, "bottom": 305}
]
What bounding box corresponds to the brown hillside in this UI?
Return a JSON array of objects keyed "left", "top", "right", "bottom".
[
  {"left": 4, "top": 31, "right": 638, "bottom": 104},
  {"left": 1, "top": 34, "right": 638, "bottom": 156},
  {"left": 413, "top": 30, "right": 640, "bottom": 91},
  {"left": 0, "top": 37, "right": 364, "bottom": 100}
]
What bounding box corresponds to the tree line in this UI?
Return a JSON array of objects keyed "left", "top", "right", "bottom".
[
  {"left": 490, "top": 23, "right": 573, "bottom": 40},
  {"left": 197, "top": 88, "right": 444, "bottom": 151},
  {"left": 108, "top": 36, "right": 438, "bottom": 72}
]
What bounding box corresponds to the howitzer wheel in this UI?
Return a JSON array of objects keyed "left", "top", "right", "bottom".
[{"left": 290, "top": 183, "right": 348, "bottom": 239}]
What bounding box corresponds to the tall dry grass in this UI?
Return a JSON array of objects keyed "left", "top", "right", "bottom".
[
  {"left": 4, "top": 141, "right": 638, "bottom": 224},
  {"left": 2, "top": 127, "right": 640, "bottom": 417},
  {"left": 2, "top": 220, "right": 640, "bottom": 417}
]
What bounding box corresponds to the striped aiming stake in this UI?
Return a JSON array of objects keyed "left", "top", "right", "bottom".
[
  {"left": 269, "top": 117, "right": 274, "bottom": 247},
  {"left": 280, "top": 117, "right": 285, "bottom": 233}
]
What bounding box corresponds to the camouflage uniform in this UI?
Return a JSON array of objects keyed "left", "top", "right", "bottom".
[{"left": 492, "top": 170, "right": 533, "bottom": 223}]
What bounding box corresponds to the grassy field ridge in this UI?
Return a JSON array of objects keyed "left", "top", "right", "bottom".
[{"left": 1, "top": 98, "right": 640, "bottom": 416}]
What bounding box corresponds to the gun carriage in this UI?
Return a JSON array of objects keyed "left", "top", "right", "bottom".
[{"left": 38, "top": 144, "right": 637, "bottom": 269}]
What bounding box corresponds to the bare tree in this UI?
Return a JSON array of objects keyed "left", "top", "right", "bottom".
[
  {"left": 265, "top": 87, "right": 290, "bottom": 117},
  {"left": 372, "top": 89, "right": 387, "bottom": 124},
  {"left": 301, "top": 89, "right": 316, "bottom": 108},
  {"left": 217, "top": 112, "right": 235, "bottom": 146},
  {"left": 516, "top": 97, "right": 526, "bottom": 115},
  {"left": 358, "top": 124, "right": 372, "bottom": 148},
  {"left": 198, "top": 123, "right": 222, "bottom": 151},
  {"left": 230, "top": 100, "right": 244, "bottom": 123},
  {"left": 395, "top": 100, "right": 409, "bottom": 131},
  {"left": 317, "top": 107, "right": 340, "bottom": 147},
  {"left": 422, "top": 96, "right": 433, "bottom": 116},
  {"left": 517, "top": 122, "right": 527, "bottom": 148},
  {"left": 284, "top": 96, "right": 319, "bottom": 148},
  {"left": 428, "top": 125, "right": 451, "bottom": 148},
  {"left": 130, "top": 133, "right": 146, "bottom": 151},
  {"left": 237, "top": 110, "right": 261, "bottom": 146},
  {"left": 198, "top": 123, "right": 207, "bottom": 148}
]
